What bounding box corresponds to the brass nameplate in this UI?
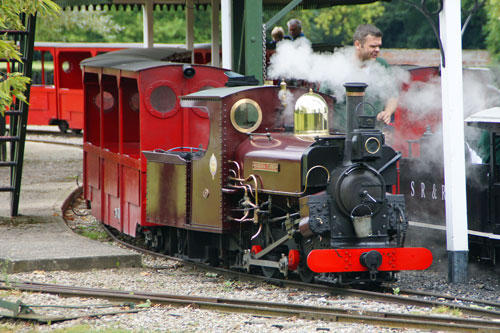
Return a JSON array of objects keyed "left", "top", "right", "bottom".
[{"left": 252, "top": 161, "right": 279, "bottom": 172}]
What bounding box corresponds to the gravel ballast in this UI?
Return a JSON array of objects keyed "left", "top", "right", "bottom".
[{"left": 0, "top": 134, "right": 498, "bottom": 332}]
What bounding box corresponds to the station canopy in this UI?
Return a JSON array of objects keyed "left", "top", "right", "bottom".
[{"left": 53, "top": 0, "right": 387, "bottom": 10}]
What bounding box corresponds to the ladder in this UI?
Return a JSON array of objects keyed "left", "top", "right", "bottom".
[{"left": 0, "top": 14, "right": 37, "bottom": 216}]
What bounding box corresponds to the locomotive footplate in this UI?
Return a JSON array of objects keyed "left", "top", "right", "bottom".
[{"left": 307, "top": 247, "right": 432, "bottom": 273}]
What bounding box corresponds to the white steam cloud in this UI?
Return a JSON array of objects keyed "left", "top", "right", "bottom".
[
  {"left": 268, "top": 39, "right": 500, "bottom": 165},
  {"left": 267, "top": 38, "right": 410, "bottom": 104}
]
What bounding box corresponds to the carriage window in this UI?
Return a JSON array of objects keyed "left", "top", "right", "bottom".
[
  {"left": 149, "top": 85, "right": 176, "bottom": 115},
  {"left": 230, "top": 99, "right": 262, "bottom": 133},
  {"left": 129, "top": 92, "right": 139, "bottom": 112},
  {"left": 94, "top": 91, "right": 115, "bottom": 112},
  {"left": 61, "top": 60, "right": 72, "bottom": 74}
]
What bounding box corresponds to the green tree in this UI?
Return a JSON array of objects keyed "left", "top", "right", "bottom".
[
  {"left": 486, "top": 0, "right": 500, "bottom": 62},
  {"left": 36, "top": 6, "right": 213, "bottom": 43},
  {"left": 36, "top": 7, "right": 122, "bottom": 42},
  {"left": 375, "top": 0, "right": 486, "bottom": 50},
  {"left": 264, "top": 3, "right": 385, "bottom": 45},
  {"left": 0, "top": 0, "right": 59, "bottom": 113}
]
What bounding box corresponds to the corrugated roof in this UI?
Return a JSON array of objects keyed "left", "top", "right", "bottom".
[
  {"left": 180, "top": 85, "right": 269, "bottom": 100},
  {"left": 80, "top": 47, "right": 191, "bottom": 71},
  {"left": 54, "top": 0, "right": 386, "bottom": 10}
]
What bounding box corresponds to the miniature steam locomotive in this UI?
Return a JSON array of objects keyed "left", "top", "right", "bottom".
[{"left": 82, "top": 50, "right": 432, "bottom": 284}]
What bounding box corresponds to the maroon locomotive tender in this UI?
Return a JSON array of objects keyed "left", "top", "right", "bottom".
[{"left": 82, "top": 50, "right": 432, "bottom": 284}]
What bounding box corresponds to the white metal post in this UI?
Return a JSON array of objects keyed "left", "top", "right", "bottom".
[
  {"left": 142, "top": 0, "right": 154, "bottom": 48},
  {"left": 211, "top": 0, "right": 221, "bottom": 67},
  {"left": 439, "top": 0, "right": 469, "bottom": 283},
  {"left": 221, "top": 0, "right": 233, "bottom": 69},
  {"left": 186, "top": 0, "right": 195, "bottom": 62}
]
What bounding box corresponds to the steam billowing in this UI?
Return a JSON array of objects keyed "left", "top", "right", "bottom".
[
  {"left": 267, "top": 38, "right": 409, "bottom": 104},
  {"left": 267, "top": 39, "right": 500, "bottom": 164}
]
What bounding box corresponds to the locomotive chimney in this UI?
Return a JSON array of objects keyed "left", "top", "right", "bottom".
[{"left": 342, "top": 82, "right": 368, "bottom": 165}]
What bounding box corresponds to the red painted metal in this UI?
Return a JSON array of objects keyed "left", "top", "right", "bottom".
[
  {"left": 307, "top": 247, "right": 433, "bottom": 273},
  {"left": 392, "top": 67, "right": 441, "bottom": 157},
  {"left": 251, "top": 245, "right": 263, "bottom": 254},
  {"left": 288, "top": 249, "right": 300, "bottom": 271},
  {"left": 29, "top": 43, "right": 226, "bottom": 131}
]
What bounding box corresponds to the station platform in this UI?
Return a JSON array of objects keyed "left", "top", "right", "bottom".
[{"left": 0, "top": 141, "right": 141, "bottom": 273}]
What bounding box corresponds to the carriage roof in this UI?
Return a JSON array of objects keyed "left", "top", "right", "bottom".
[
  {"left": 80, "top": 47, "right": 191, "bottom": 72},
  {"left": 465, "top": 107, "right": 500, "bottom": 133}
]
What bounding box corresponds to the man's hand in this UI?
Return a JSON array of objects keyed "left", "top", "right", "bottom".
[
  {"left": 377, "top": 110, "right": 392, "bottom": 124},
  {"left": 377, "top": 97, "right": 398, "bottom": 125}
]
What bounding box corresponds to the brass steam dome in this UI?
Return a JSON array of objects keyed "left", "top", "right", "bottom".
[{"left": 294, "top": 89, "right": 329, "bottom": 136}]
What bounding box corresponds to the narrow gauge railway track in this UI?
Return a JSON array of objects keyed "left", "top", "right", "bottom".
[
  {"left": 25, "top": 128, "right": 82, "bottom": 137},
  {"left": 23, "top": 126, "right": 83, "bottom": 148},
  {"left": 102, "top": 226, "right": 500, "bottom": 320},
  {"left": 25, "top": 138, "right": 82, "bottom": 148},
  {"left": 1, "top": 280, "right": 499, "bottom": 332}
]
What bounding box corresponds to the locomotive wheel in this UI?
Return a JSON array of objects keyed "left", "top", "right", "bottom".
[
  {"left": 150, "top": 229, "right": 164, "bottom": 252},
  {"left": 58, "top": 121, "right": 69, "bottom": 133},
  {"left": 260, "top": 254, "right": 280, "bottom": 279},
  {"left": 298, "top": 261, "right": 315, "bottom": 283},
  {"left": 143, "top": 229, "right": 153, "bottom": 249}
]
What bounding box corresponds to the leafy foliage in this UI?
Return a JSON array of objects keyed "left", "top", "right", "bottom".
[
  {"left": 36, "top": 6, "right": 213, "bottom": 43},
  {"left": 264, "top": 3, "right": 385, "bottom": 45},
  {"left": 375, "top": 0, "right": 486, "bottom": 50},
  {"left": 486, "top": 0, "right": 500, "bottom": 62},
  {"left": 36, "top": 7, "right": 123, "bottom": 42},
  {"left": 0, "top": 0, "right": 59, "bottom": 114}
]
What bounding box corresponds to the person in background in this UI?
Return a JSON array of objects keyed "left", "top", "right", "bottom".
[
  {"left": 269, "top": 26, "right": 285, "bottom": 49},
  {"left": 352, "top": 24, "right": 398, "bottom": 125},
  {"left": 478, "top": 130, "right": 500, "bottom": 165},
  {"left": 320, "top": 24, "right": 398, "bottom": 132},
  {"left": 284, "top": 19, "right": 305, "bottom": 41}
]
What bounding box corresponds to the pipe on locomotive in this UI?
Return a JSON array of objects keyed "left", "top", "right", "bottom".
[{"left": 342, "top": 82, "right": 368, "bottom": 166}]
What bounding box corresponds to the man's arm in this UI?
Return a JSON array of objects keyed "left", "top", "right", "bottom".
[{"left": 376, "top": 97, "right": 398, "bottom": 124}]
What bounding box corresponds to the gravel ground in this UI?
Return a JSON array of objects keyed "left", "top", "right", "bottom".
[
  {"left": 0, "top": 199, "right": 498, "bottom": 332},
  {"left": 0, "top": 133, "right": 497, "bottom": 332}
]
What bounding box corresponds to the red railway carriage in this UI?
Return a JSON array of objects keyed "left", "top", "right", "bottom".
[
  {"left": 29, "top": 42, "right": 214, "bottom": 132},
  {"left": 81, "top": 48, "right": 229, "bottom": 237},
  {"left": 30, "top": 43, "right": 125, "bottom": 132},
  {"left": 392, "top": 66, "right": 441, "bottom": 157}
]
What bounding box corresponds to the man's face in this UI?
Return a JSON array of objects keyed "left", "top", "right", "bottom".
[
  {"left": 288, "top": 24, "right": 301, "bottom": 39},
  {"left": 355, "top": 34, "right": 382, "bottom": 62}
]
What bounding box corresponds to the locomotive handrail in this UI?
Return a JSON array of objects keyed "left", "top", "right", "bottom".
[
  {"left": 247, "top": 132, "right": 272, "bottom": 141},
  {"left": 166, "top": 146, "right": 205, "bottom": 152}
]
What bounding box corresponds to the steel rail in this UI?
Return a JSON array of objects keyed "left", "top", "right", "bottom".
[
  {"left": 100, "top": 225, "right": 500, "bottom": 320},
  {"left": 381, "top": 286, "right": 500, "bottom": 309},
  {"left": 25, "top": 128, "right": 82, "bottom": 137},
  {"left": 1, "top": 281, "right": 498, "bottom": 332},
  {"left": 25, "top": 138, "right": 82, "bottom": 148}
]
